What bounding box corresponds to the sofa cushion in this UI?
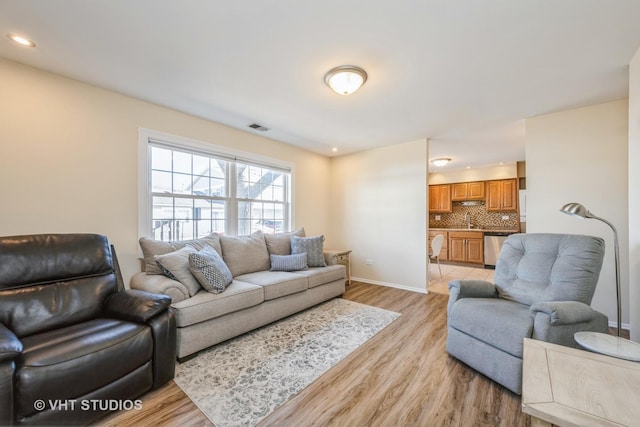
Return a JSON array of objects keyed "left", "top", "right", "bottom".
[
  {"left": 140, "top": 233, "right": 222, "bottom": 275},
  {"left": 189, "top": 246, "right": 233, "bottom": 294},
  {"left": 171, "top": 280, "right": 264, "bottom": 327},
  {"left": 270, "top": 253, "right": 308, "bottom": 272},
  {"left": 449, "top": 298, "right": 533, "bottom": 358},
  {"left": 291, "top": 265, "right": 346, "bottom": 288},
  {"left": 291, "top": 235, "right": 326, "bottom": 267},
  {"left": 154, "top": 246, "right": 201, "bottom": 296},
  {"left": 219, "top": 231, "right": 270, "bottom": 277},
  {"left": 264, "top": 227, "right": 305, "bottom": 255},
  {"left": 235, "top": 271, "right": 308, "bottom": 301}
]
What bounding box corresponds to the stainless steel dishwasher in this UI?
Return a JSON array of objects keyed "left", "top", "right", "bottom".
[{"left": 484, "top": 232, "right": 510, "bottom": 269}]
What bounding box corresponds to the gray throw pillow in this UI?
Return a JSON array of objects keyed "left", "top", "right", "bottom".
[
  {"left": 291, "top": 235, "right": 326, "bottom": 267},
  {"left": 270, "top": 253, "right": 308, "bottom": 272},
  {"left": 154, "top": 246, "right": 201, "bottom": 296},
  {"left": 189, "top": 246, "right": 233, "bottom": 294}
]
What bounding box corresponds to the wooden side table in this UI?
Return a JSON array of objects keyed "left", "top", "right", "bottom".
[
  {"left": 325, "top": 249, "right": 352, "bottom": 285},
  {"left": 522, "top": 338, "right": 640, "bottom": 427}
]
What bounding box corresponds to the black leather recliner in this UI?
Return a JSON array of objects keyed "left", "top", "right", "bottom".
[{"left": 0, "top": 233, "right": 177, "bottom": 425}]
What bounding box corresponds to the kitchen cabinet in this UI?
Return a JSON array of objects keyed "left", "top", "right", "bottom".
[
  {"left": 451, "top": 181, "right": 485, "bottom": 201},
  {"left": 449, "top": 231, "right": 484, "bottom": 264},
  {"left": 429, "top": 184, "right": 452, "bottom": 213},
  {"left": 486, "top": 179, "right": 517, "bottom": 212},
  {"left": 428, "top": 230, "right": 448, "bottom": 261}
]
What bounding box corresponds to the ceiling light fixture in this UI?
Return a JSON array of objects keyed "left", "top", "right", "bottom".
[
  {"left": 430, "top": 158, "right": 451, "bottom": 167},
  {"left": 7, "top": 33, "right": 36, "bottom": 47},
  {"left": 324, "top": 65, "right": 367, "bottom": 95}
]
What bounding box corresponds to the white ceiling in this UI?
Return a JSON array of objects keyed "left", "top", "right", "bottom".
[{"left": 1, "top": 1, "right": 640, "bottom": 169}]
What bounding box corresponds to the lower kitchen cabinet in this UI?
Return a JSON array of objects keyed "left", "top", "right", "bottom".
[
  {"left": 428, "top": 230, "right": 448, "bottom": 261},
  {"left": 449, "top": 231, "right": 484, "bottom": 264}
]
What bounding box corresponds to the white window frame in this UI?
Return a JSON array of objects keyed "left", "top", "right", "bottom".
[{"left": 138, "top": 128, "right": 294, "bottom": 240}]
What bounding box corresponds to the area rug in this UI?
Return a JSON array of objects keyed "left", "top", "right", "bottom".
[{"left": 174, "top": 298, "right": 400, "bottom": 427}]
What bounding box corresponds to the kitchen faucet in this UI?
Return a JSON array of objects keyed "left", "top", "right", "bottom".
[{"left": 464, "top": 213, "right": 472, "bottom": 229}]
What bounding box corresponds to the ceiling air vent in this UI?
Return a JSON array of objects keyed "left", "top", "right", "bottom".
[{"left": 248, "top": 123, "right": 269, "bottom": 132}]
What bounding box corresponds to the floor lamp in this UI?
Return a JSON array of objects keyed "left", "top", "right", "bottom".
[{"left": 560, "top": 202, "right": 640, "bottom": 361}]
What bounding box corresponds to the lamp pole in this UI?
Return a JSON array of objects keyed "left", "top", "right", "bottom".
[{"left": 587, "top": 213, "right": 621, "bottom": 337}]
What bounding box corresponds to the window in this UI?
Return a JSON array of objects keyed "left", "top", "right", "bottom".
[{"left": 140, "top": 129, "right": 291, "bottom": 241}]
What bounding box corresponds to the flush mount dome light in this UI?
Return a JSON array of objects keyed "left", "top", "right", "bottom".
[
  {"left": 7, "top": 33, "right": 36, "bottom": 47},
  {"left": 430, "top": 158, "right": 451, "bottom": 167},
  {"left": 324, "top": 65, "right": 367, "bottom": 95}
]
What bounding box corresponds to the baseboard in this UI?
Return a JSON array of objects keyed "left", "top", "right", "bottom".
[
  {"left": 351, "top": 277, "right": 427, "bottom": 294},
  {"left": 608, "top": 320, "right": 631, "bottom": 331}
]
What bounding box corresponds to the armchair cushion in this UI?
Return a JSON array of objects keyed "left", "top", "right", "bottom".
[
  {"left": 105, "top": 289, "right": 171, "bottom": 324},
  {"left": 0, "top": 323, "right": 22, "bottom": 362},
  {"left": 495, "top": 234, "right": 604, "bottom": 306}
]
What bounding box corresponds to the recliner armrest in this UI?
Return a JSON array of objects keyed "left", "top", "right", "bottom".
[
  {"left": 448, "top": 279, "right": 497, "bottom": 298},
  {"left": 0, "top": 323, "right": 22, "bottom": 363},
  {"left": 447, "top": 280, "right": 498, "bottom": 317},
  {"left": 105, "top": 289, "right": 172, "bottom": 324},
  {"left": 530, "top": 301, "right": 599, "bottom": 325}
]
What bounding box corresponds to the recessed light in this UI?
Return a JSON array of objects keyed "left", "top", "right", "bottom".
[
  {"left": 331, "top": 147, "right": 338, "bottom": 153},
  {"left": 7, "top": 33, "right": 36, "bottom": 48},
  {"left": 466, "top": 166, "right": 471, "bottom": 169}
]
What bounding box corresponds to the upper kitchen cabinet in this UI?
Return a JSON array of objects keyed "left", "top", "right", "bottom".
[
  {"left": 429, "top": 184, "right": 452, "bottom": 213},
  {"left": 451, "top": 181, "right": 485, "bottom": 201},
  {"left": 486, "top": 179, "right": 518, "bottom": 211}
]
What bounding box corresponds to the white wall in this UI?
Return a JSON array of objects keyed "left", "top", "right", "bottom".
[
  {"left": 526, "top": 99, "right": 629, "bottom": 328},
  {"left": 0, "top": 58, "right": 333, "bottom": 285},
  {"left": 330, "top": 140, "right": 428, "bottom": 292},
  {"left": 629, "top": 47, "right": 640, "bottom": 341},
  {"left": 428, "top": 163, "right": 517, "bottom": 184}
]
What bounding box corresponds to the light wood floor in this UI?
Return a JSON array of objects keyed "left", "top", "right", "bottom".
[{"left": 97, "top": 282, "right": 529, "bottom": 427}]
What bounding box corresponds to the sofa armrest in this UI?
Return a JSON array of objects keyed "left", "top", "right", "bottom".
[
  {"left": 130, "top": 272, "right": 189, "bottom": 303},
  {"left": 447, "top": 280, "right": 498, "bottom": 316},
  {"left": 324, "top": 251, "right": 339, "bottom": 266},
  {"left": 105, "top": 289, "right": 172, "bottom": 324},
  {"left": 530, "top": 301, "right": 600, "bottom": 326},
  {"left": 0, "top": 323, "right": 22, "bottom": 363}
]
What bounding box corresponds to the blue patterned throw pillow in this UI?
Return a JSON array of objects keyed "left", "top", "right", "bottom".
[
  {"left": 291, "top": 235, "right": 326, "bottom": 267},
  {"left": 270, "top": 253, "right": 308, "bottom": 272},
  {"left": 189, "top": 246, "right": 233, "bottom": 294}
]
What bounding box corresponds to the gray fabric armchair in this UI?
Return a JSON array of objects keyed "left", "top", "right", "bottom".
[{"left": 446, "top": 233, "right": 609, "bottom": 394}]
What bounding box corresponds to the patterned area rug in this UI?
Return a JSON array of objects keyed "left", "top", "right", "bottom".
[{"left": 174, "top": 298, "right": 400, "bottom": 426}]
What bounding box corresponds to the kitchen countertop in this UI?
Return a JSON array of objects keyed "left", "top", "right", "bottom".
[{"left": 429, "top": 227, "right": 520, "bottom": 233}]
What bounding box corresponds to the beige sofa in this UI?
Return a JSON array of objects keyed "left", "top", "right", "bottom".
[{"left": 130, "top": 229, "right": 346, "bottom": 361}]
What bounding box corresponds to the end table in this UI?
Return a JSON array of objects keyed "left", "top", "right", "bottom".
[{"left": 325, "top": 249, "right": 352, "bottom": 285}]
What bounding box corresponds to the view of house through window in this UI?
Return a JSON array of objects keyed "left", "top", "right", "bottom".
[{"left": 148, "top": 141, "right": 290, "bottom": 241}]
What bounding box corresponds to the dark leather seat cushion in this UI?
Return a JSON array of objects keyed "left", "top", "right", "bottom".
[{"left": 15, "top": 318, "right": 152, "bottom": 418}]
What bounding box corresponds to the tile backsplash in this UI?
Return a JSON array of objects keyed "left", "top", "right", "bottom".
[{"left": 429, "top": 202, "right": 519, "bottom": 229}]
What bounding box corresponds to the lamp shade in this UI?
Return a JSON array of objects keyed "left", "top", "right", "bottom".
[
  {"left": 324, "top": 66, "right": 367, "bottom": 95},
  {"left": 559, "top": 202, "right": 590, "bottom": 218}
]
